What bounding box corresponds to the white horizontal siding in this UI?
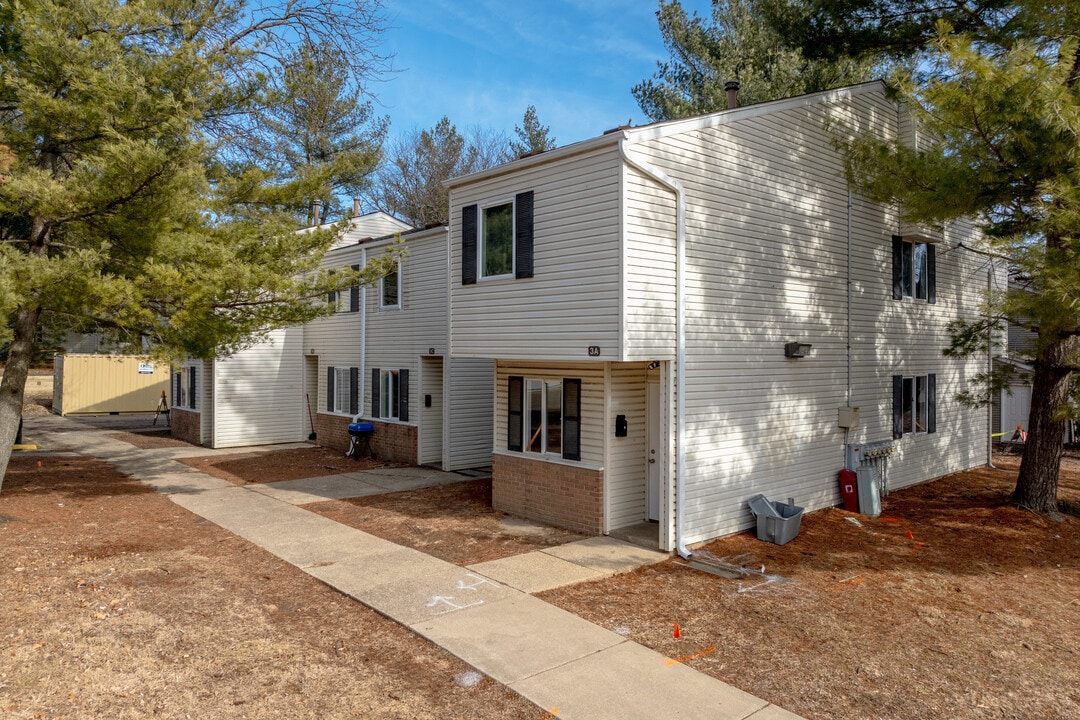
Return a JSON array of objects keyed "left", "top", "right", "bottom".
[
  {"left": 623, "top": 167, "right": 677, "bottom": 360},
  {"left": 607, "top": 363, "right": 649, "bottom": 529},
  {"left": 305, "top": 243, "right": 365, "bottom": 414},
  {"left": 446, "top": 357, "right": 495, "bottom": 470},
  {"left": 364, "top": 229, "right": 449, "bottom": 422},
  {"left": 450, "top": 148, "right": 624, "bottom": 361},
  {"left": 629, "top": 87, "right": 988, "bottom": 545},
  {"left": 213, "top": 328, "right": 305, "bottom": 447}
]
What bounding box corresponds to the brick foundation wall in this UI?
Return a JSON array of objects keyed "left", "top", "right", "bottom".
[
  {"left": 316, "top": 414, "right": 417, "bottom": 465},
  {"left": 492, "top": 453, "right": 604, "bottom": 535},
  {"left": 171, "top": 408, "right": 202, "bottom": 446}
]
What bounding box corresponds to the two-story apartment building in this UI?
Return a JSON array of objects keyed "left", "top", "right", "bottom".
[
  {"left": 446, "top": 81, "right": 992, "bottom": 552},
  {"left": 171, "top": 213, "right": 494, "bottom": 471}
]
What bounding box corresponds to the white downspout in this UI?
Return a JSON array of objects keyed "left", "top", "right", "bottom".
[
  {"left": 987, "top": 265, "right": 996, "bottom": 469},
  {"left": 619, "top": 137, "right": 691, "bottom": 559},
  {"left": 360, "top": 247, "right": 367, "bottom": 418},
  {"left": 845, "top": 187, "right": 853, "bottom": 463}
]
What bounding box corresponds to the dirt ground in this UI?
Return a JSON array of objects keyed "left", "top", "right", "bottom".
[
  {"left": 0, "top": 455, "right": 543, "bottom": 719},
  {"left": 540, "top": 456, "right": 1080, "bottom": 720},
  {"left": 6, "top": 403, "right": 1080, "bottom": 719}
]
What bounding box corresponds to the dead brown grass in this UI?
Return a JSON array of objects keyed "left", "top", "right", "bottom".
[
  {"left": 539, "top": 458, "right": 1080, "bottom": 720},
  {"left": 0, "top": 456, "right": 541, "bottom": 719}
]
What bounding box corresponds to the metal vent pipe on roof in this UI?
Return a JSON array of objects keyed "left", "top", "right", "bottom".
[
  {"left": 313, "top": 198, "right": 322, "bottom": 226},
  {"left": 725, "top": 80, "right": 739, "bottom": 109}
]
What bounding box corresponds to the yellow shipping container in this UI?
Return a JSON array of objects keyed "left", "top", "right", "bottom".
[{"left": 53, "top": 354, "right": 170, "bottom": 416}]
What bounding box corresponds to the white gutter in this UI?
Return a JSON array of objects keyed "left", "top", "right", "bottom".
[
  {"left": 987, "top": 265, "right": 996, "bottom": 469},
  {"left": 618, "top": 137, "right": 692, "bottom": 559},
  {"left": 360, "top": 247, "right": 367, "bottom": 418}
]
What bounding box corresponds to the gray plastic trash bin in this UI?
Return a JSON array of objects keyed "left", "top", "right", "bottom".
[
  {"left": 856, "top": 465, "right": 881, "bottom": 517},
  {"left": 748, "top": 494, "right": 804, "bottom": 545}
]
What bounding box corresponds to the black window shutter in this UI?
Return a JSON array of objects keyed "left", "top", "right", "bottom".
[
  {"left": 349, "top": 367, "right": 359, "bottom": 415},
  {"left": 892, "top": 235, "right": 904, "bottom": 300},
  {"left": 399, "top": 371, "right": 410, "bottom": 423},
  {"left": 371, "top": 368, "right": 381, "bottom": 418},
  {"left": 350, "top": 264, "right": 360, "bottom": 312},
  {"left": 892, "top": 374, "right": 904, "bottom": 439},
  {"left": 327, "top": 367, "right": 335, "bottom": 412},
  {"left": 563, "top": 378, "right": 582, "bottom": 461},
  {"left": 927, "top": 373, "right": 937, "bottom": 433},
  {"left": 399, "top": 369, "right": 410, "bottom": 418},
  {"left": 173, "top": 372, "right": 181, "bottom": 408},
  {"left": 926, "top": 244, "right": 937, "bottom": 304},
  {"left": 462, "top": 204, "right": 478, "bottom": 285},
  {"left": 515, "top": 190, "right": 534, "bottom": 279},
  {"left": 189, "top": 368, "right": 197, "bottom": 410},
  {"left": 507, "top": 376, "right": 523, "bottom": 452}
]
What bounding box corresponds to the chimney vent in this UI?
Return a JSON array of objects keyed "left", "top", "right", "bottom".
[
  {"left": 725, "top": 81, "right": 740, "bottom": 109},
  {"left": 313, "top": 198, "right": 322, "bottom": 227},
  {"left": 353, "top": 198, "right": 360, "bottom": 218}
]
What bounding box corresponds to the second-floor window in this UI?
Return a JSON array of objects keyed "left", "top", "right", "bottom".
[
  {"left": 892, "top": 236, "right": 936, "bottom": 303},
  {"left": 380, "top": 263, "right": 400, "bottom": 309},
  {"left": 461, "top": 190, "right": 534, "bottom": 284}
]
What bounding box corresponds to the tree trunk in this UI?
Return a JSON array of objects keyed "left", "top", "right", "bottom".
[
  {"left": 0, "top": 306, "right": 41, "bottom": 492},
  {"left": 1013, "top": 339, "right": 1074, "bottom": 514}
]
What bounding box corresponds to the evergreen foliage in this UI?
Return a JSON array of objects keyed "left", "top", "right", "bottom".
[
  {"left": 510, "top": 106, "right": 557, "bottom": 158},
  {"left": 634, "top": 0, "right": 878, "bottom": 121},
  {"left": 822, "top": 5, "right": 1080, "bottom": 513},
  {"left": 0, "top": 0, "right": 398, "bottom": 486}
]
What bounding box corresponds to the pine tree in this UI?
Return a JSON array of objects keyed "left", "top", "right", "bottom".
[
  {"left": 510, "top": 106, "right": 557, "bottom": 158},
  {"left": 0, "top": 0, "right": 397, "bottom": 487},
  {"left": 634, "top": 0, "right": 878, "bottom": 121},
  {"left": 836, "top": 17, "right": 1080, "bottom": 514}
]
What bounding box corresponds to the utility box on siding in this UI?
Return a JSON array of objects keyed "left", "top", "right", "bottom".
[{"left": 53, "top": 354, "right": 170, "bottom": 416}]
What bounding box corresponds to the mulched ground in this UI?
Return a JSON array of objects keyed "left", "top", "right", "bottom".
[
  {"left": 0, "top": 455, "right": 542, "bottom": 719},
  {"left": 305, "top": 479, "right": 587, "bottom": 566},
  {"left": 177, "top": 445, "right": 391, "bottom": 484},
  {"left": 14, "top": 420, "right": 1079, "bottom": 720},
  {"left": 538, "top": 457, "right": 1080, "bottom": 720}
]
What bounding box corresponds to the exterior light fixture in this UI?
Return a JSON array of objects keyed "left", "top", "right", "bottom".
[{"left": 784, "top": 342, "right": 812, "bottom": 358}]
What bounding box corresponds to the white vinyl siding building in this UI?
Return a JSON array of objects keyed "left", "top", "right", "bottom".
[{"left": 448, "top": 81, "right": 991, "bottom": 550}]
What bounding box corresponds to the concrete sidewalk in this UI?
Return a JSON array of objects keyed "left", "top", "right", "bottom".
[{"left": 19, "top": 415, "right": 805, "bottom": 720}]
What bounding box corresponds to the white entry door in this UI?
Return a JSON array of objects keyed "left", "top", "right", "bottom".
[{"left": 646, "top": 379, "right": 661, "bottom": 521}]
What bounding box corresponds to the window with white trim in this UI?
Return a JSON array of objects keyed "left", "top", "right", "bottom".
[
  {"left": 508, "top": 376, "right": 580, "bottom": 461},
  {"left": 327, "top": 265, "right": 361, "bottom": 313},
  {"left": 173, "top": 365, "right": 198, "bottom": 410},
  {"left": 893, "top": 373, "right": 936, "bottom": 438},
  {"left": 525, "top": 379, "right": 562, "bottom": 454},
  {"left": 381, "top": 369, "right": 399, "bottom": 419},
  {"left": 380, "top": 263, "right": 400, "bottom": 309},
  {"left": 461, "top": 191, "right": 533, "bottom": 284},
  {"left": 326, "top": 366, "right": 358, "bottom": 415},
  {"left": 892, "top": 236, "right": 936, "bottom": 303},
  {"left": 481, "top": 201, "right": 514, "bottom": 278}
]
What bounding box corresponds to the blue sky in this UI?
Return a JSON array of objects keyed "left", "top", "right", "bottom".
[{"left": 373, "top": 0, "right": 713, "bottom": 147}]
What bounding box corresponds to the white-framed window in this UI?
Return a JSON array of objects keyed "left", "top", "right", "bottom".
[
  {"left": 173, "top": 365, "right": 198, "bottom": 410},
  {"left": 892, "top": 236, "right": 935, "bottom": 303},
  {"left": 893, "top": 373, "right": 936, "bottom": 438},
  {"left": 508, "top": 376, "right": 579, "bottom": 460},
  {"left": 380, "top": 369, "right": 399, "bottom": 419},
  {"left": 326, "top": 366, "right": 358, "bottom": 415},
  {"left": 525, "top": 379, "right": 562, "bottom": 454},
  {"left": 461, "top": 191, "right": 533, "bottom": 285},
  {"left": 380, "top": 263, "right": 401, "bottom": 309},
  {"left": 327, "top": 264, "right": 361, "bottom": 313},
  {"left": 481, "top": 201, "right": 514, "bottom": 279}
]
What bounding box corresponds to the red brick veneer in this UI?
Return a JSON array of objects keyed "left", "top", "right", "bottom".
[
  {"left": 170, "top": 408, "right": 201, "bottom": 445},
  {"left": 315, "top": 413, "right": 417, "bottom": 465},
  {"left": 492, "top": 453, "right": 604, "bottom": 535}
]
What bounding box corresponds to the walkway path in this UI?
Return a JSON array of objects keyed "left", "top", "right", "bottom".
[{"left": 21, "top": 414, "right": 804, "bottom": 720}]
